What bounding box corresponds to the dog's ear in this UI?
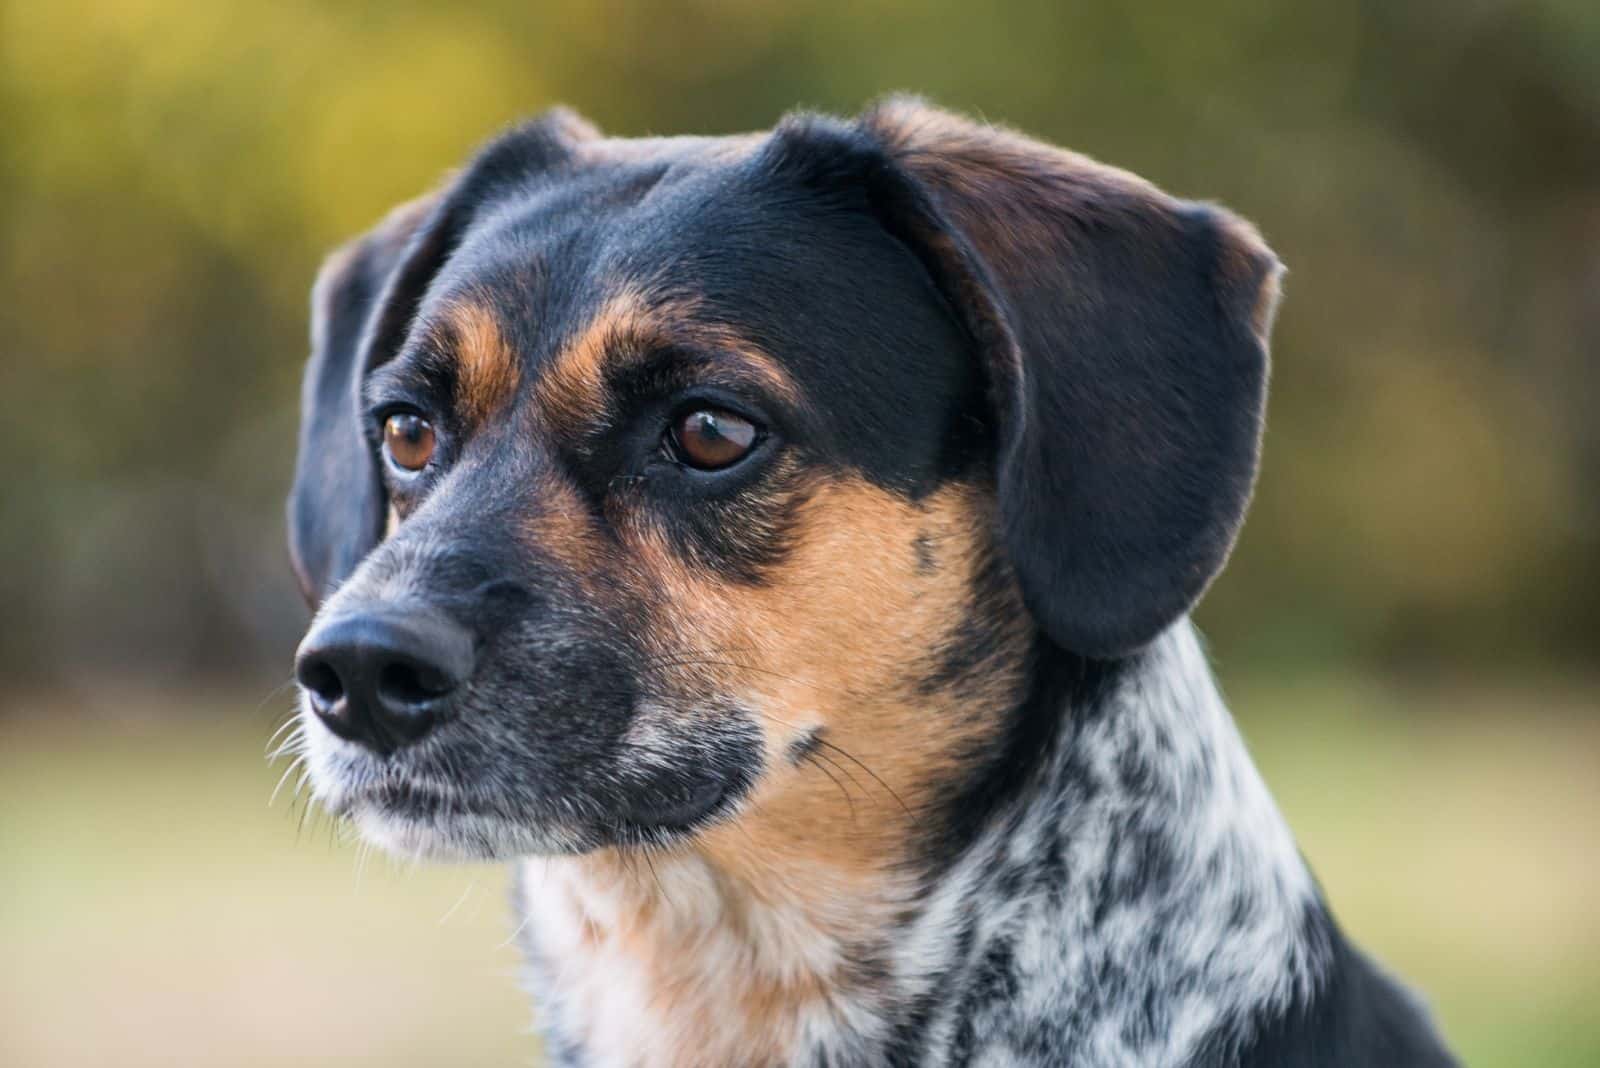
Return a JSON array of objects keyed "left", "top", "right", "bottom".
[
  {"left": 288, "top": 108, "right": 600, "bottom": 608},
  {"left": 851, "top": 99, "right": 1281, "bottom": 657},
  {"left": 288, "top": 194, "right": 436, "bottom": 608}
]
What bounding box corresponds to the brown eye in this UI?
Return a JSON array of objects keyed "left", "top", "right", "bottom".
[
  {"left": 670, "top": 408, "right": 759, "bottom": 470},
  {"left": 383, "top": 412, "right": 436, "bottom": 472}
]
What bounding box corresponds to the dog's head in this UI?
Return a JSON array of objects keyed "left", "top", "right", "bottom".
[{"left": 287, "top": 101, "right": 1279, "bottom": 861}]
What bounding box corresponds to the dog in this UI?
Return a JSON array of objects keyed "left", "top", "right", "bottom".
[{"left": 286, "top": 99, "right": 1459, "bottom": 1067}]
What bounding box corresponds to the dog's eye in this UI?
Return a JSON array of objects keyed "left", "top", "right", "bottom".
[
  {"left": 669, "top": 408, "right": 758, "bottom": 470},
  {"left": 383, "top": 412, "right": 436, "bottom": 472}
]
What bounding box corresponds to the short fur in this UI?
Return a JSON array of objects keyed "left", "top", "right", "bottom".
[{"left": 286, "top": 99, "right": 1457, "bottom": 1066}]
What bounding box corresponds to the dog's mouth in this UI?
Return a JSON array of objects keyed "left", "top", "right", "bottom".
[
  {"left": 363, "top": 777, "right": 728, "bottom": 826},
  {"left": 617, "top": 775, "right": 735, "bottom": 835},
  {"left": 314, "top": 744, "right": 750, "bottom": 859}
]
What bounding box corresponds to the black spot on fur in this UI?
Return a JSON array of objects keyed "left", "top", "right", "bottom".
[
  {"left": 787, "top": 726, "right": 824, "bottom": 767},
  {"left": 912, "top": 530, "right": 938, "bottom": 575},
  {"left": 948, "top": 935, "right": 1021, "bottom": 1068}
]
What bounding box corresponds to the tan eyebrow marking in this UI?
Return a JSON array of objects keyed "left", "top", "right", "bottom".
[
  {"left": 533, "top": 288, "right": 800, "bottom": 434},
  {"left": 534, "top": 291, "right": 649, "bottom": 432},
  {"left": 444, "top": 300, "right": 522, "bottom": 428}
]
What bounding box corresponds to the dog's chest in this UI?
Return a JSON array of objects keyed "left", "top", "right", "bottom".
[{"left": 515, "top": 853, "right": 899, "bottom": 1068}]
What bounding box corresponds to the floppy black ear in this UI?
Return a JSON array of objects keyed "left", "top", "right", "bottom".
[
  {"left": 287, "top": 107, "right": 600, "bottom": 607},
  {"left": 288, "top": 195, "right": 435, "bottom": 608},
  {"left": 857, "top": 99, "right": 1282, "bottom": 658}
]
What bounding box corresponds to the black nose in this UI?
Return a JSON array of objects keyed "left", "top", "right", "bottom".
[{"left": 295, "top": 610, "right": 475, "bottom": 754}]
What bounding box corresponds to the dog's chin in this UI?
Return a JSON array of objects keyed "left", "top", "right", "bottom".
[{"left": 350, "top": 802, "right": 576, "bottom": 862}]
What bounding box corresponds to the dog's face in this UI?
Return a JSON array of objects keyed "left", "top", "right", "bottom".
[{"left": 288, "top": 101, "right": 1280, "bottom": 862}]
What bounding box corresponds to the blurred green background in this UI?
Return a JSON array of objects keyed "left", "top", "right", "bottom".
[{"left": 2, "top": 1, "right": 1596, "bottom": 1065}]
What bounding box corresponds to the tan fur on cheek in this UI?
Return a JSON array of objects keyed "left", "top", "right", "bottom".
[
  {"left": 515, "top": 469, "right": 604, "bottom": 582},
  {"left": 627, "top": 475, "right": 1031, "bottom": 871}
]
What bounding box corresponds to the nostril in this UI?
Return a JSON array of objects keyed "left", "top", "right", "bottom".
[
  {"left": 298, "top": 658, "right": 345, "bottom": 707},
  {"left": 377, "top": 659, "right": 453, "bottom": 706},
  {"left": 296, "top": 610, "right": 473, "bottom": 752}
]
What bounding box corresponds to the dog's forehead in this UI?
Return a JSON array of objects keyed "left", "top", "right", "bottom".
[
  {"left": 402, "top": 131, "right": 982, "bottom": 490},
  {"left": 413, "top": 140, "right": 772, "bottom": 361}
]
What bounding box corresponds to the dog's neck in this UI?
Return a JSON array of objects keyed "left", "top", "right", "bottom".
[{"left": 515, "top": 622, "right": 1323, "bottom": 1067}]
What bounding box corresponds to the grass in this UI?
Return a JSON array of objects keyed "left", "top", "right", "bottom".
[{"left": 1, "top": 677, "right": 1595, "bottom": 1066}]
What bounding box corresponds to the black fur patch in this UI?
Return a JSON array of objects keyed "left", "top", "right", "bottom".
[{"left": 1188, "top": 908, "right": 1460, "bottom": 1068}]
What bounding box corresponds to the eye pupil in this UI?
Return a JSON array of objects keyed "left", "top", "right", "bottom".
[
  {"left": 672, "top": 408, "right": 758, "bottom": 470},
  {"left": 383, "top": 413, "right": 436, "bottom": 471}
]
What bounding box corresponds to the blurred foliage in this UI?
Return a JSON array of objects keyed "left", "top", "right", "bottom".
[{"left": 3, "top": 0, "right": 1597, "bottom": 688}]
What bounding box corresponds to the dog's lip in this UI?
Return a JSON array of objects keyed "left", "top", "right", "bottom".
[
  {"left": 336, "top": 759, "right": 743, "bottom": 843},
  {"left": 620, "top": 776, "right": 733, "bottom": 832}
]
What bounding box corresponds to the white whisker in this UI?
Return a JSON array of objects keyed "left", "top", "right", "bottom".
[
  {"left": 268, "top": 753, "right": 309, "bottom": 807},
  {"left": 438, "top": 880, "right": 477, "bottom": 926}
]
